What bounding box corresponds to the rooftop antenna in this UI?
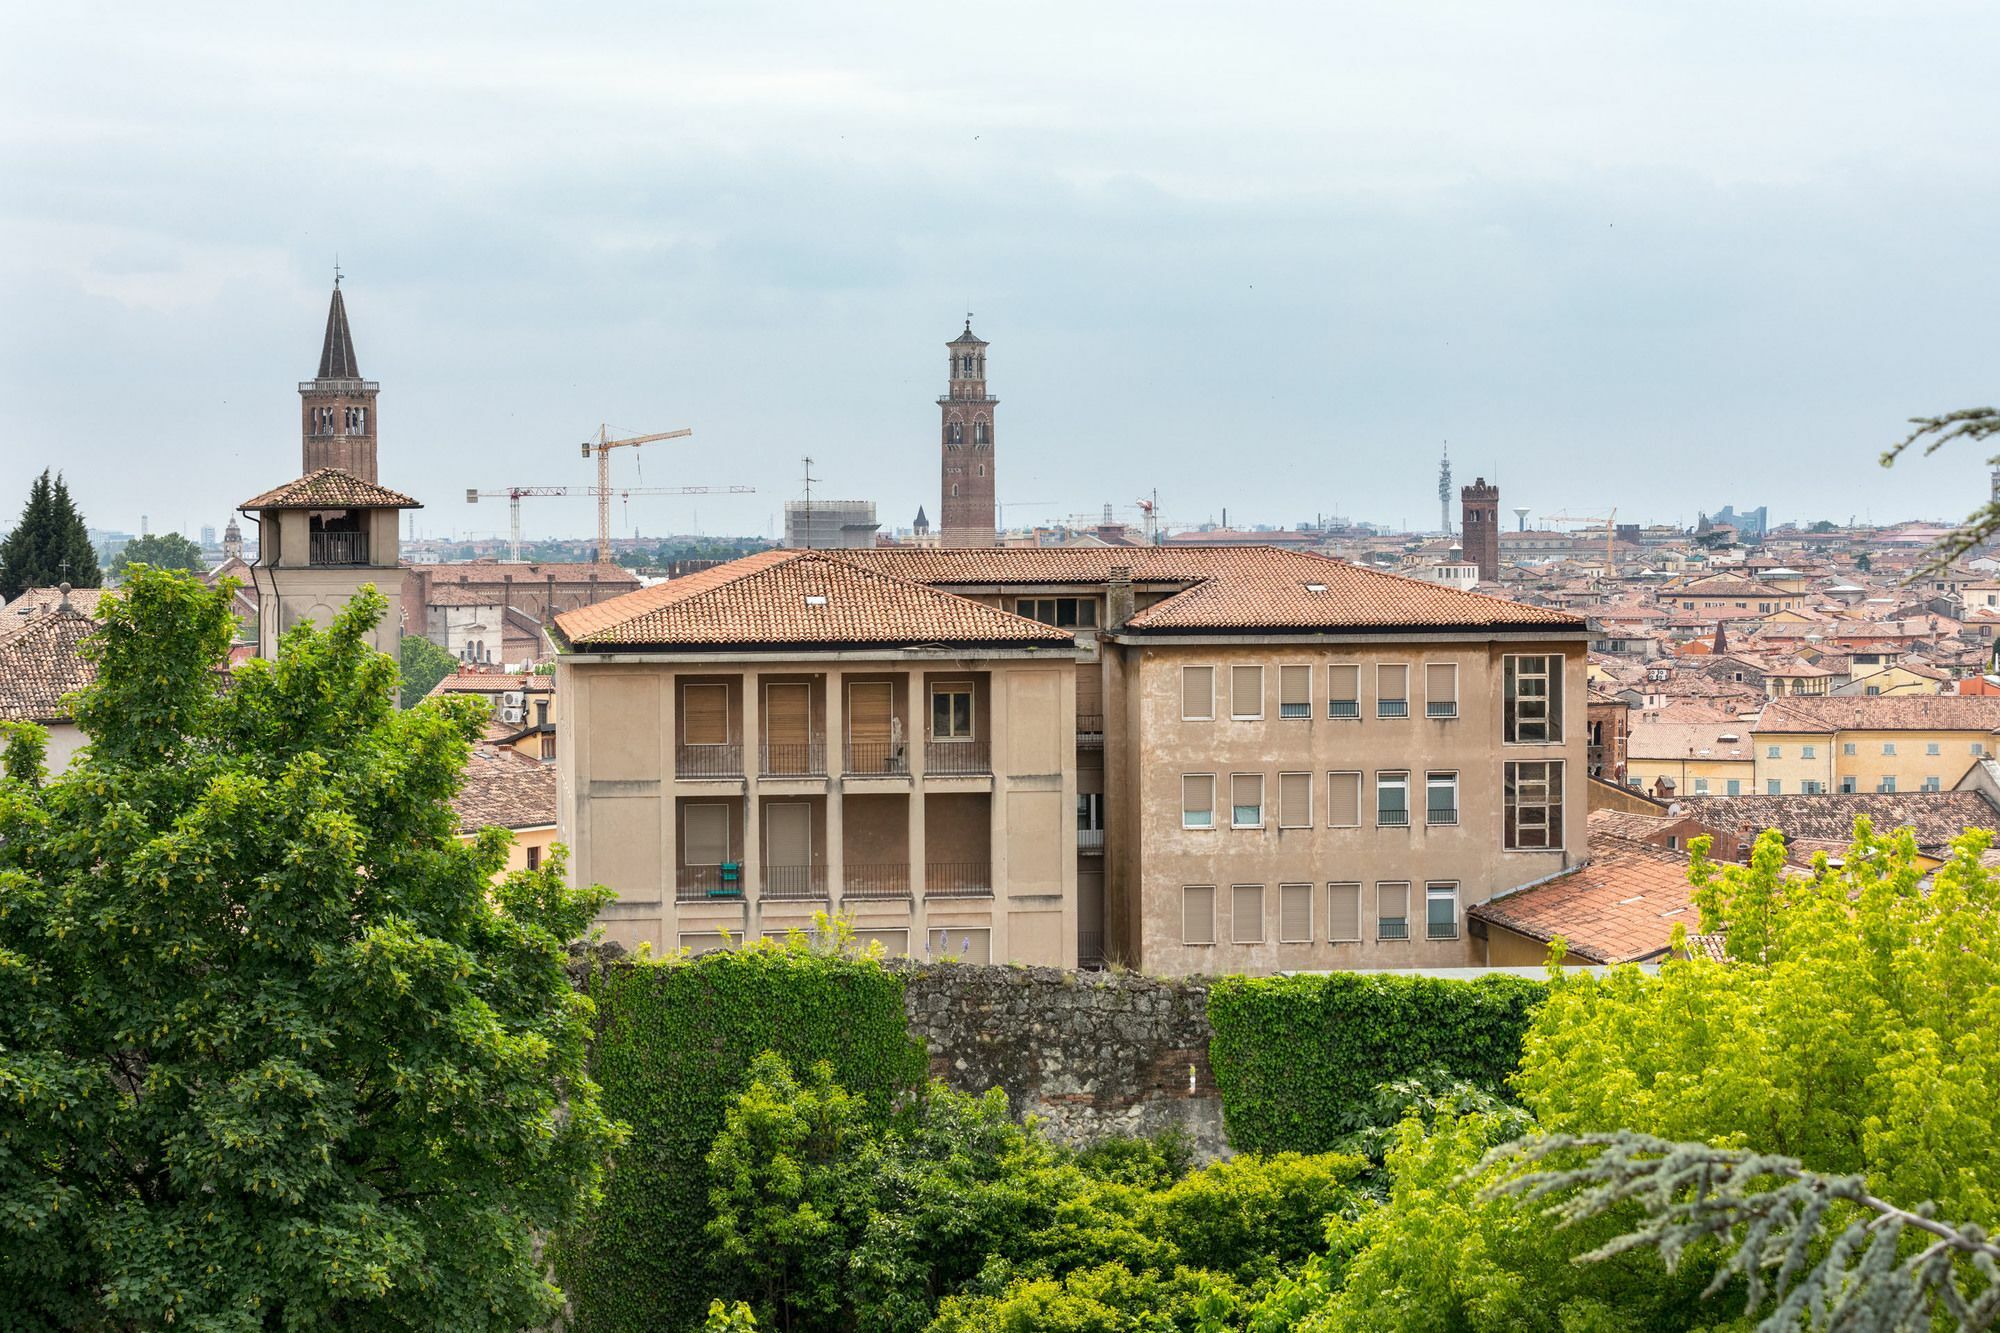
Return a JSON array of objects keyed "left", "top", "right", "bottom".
[
  {"left": 1437, "top": 441, "right": 1452, "bottom": 535},
  {"left": 801, "top": 455, "right": 818, "bottom": 549}
]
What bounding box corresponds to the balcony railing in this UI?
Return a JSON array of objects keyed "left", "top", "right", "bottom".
[
  {"left": 1076, "top": 713, "right": 1104, "bottom": 747},
  {"left": 676, "top": 743, "right": 743, "bottom": 778},
  {"left": 677, "top": 864, "right": 743, "bottom": 902},
  {"left": 1426, "top": 701, "right": 1459, "bottom": 718},
  {"left": 925, "top": 740, "right": 990, "bottom": 775},
  {"left": 1378, "top": 808, "right": 1410, "bottom": 827},
  {"left": 759, "top": 741, "right": 826, "bottom": 777},
  {"left": 309, "top": 530, "right": 369, "bottom": 567},
  {"left": 925, "top": 861, "right": 992, "bottom": 898},
  {"left": 1379, "top": 918, "right": 1410, "bottom": 941},
  {"left": 1078, "top": 827, "right": 1105, "bottom": 853},
  {"left": 842, "top": 863, "right": 911, "bottom": 899},
  {"left": 1378, "top": 700, "right": 1410, "bottom": 719},
  {"left": 762, "top": 864, "right": 827, "bottom": 901},
  {"left": 1329, "top": 700, "right": 1360, "bottom": 719},
  {"left": 844, "top": 741, "right": 909, "bottom": 776},
  {"left": 1078, "top": 929, "right": 1106, "bottom": 968},
  {"left": 1427, "top": 808, "right": 1459, "bottom": 826}
]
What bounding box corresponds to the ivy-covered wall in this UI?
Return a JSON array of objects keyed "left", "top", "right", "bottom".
[{"left": 1207, "top": 972, "right": 1545, "bottom": 1154}]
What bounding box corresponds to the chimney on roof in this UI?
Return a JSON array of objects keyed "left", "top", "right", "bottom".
[{"left": 1106, "top": 565, "right": 1135, "bottom": 630}]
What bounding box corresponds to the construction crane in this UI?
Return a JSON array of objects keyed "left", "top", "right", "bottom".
[
  {"left": 581, "top": 424, "right": 694, "bottom": 561},
  {"left": 467, "top": 484, "right": 755, "bottom": 561},
  {"left": 1136, "top": 492, "right": 1160, "bottom": 544},
  {"left": 1541, "top": 509, "right": 1618, "bottom": 575}
]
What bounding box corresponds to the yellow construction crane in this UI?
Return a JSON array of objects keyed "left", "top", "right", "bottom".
[
  {"left": 581, "top": 424, "right": 694, "bottom": 561},
  {"left": 467, "top": 483, "right": 756, "bottom": 561},
  {"left": 1540, "top": 509, "right": 1618, "bottom": 574}
]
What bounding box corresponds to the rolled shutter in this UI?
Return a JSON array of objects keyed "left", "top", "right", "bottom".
[
  {"left": 1327, "top": 883, "right": 1361, "bottom": 941},
  {"left": 1328, "top": 772, "right": 1360, "bottom": 825},
  {"left": 1278, "top": 772, "right": 1311, "bottom": 826},
  {"left": 1329, "top": 663, "right": 1359, "bottom": 701},
  {"left": 1182, "top": 774, "right": 1213, "bottom": 822},
  {"left": 684, "top": 804, "right": 729, "bottom": 864},
  {"left": 766, "top": 682, "right": 810, "bottom": 747},
  {"left": 1182, "top": 886, "right": 1215, "bottom": 945},
  {"left": 1425, "top": 662, "right": 1457, "bottom": 706},
  {"left": 1231, "top": 665, "right": 1263, "bottom": 716},
  {"left": 1182, "top": 667, "right": 1213, "bottom": 719},
  {"left": 685, "top": 683, "right": 728, "bottom": 745},
  {"left": 1232, "top": 885, "right": 1264, "bottom": 943},
  {"left": 848, "top": 682, "right": 892, "bottom": 746},
  {"left": 1279, "top": 884, "right": 1312, "bottom": 942}
]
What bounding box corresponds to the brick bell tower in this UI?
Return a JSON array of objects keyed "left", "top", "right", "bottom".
[
  {"left": 1460, "top": 476, "right": 1500, "bottom": 584},
  {"left": 299, "top": 274, "right": 381, "bottom": 481},
  {"left": 939, "top": 316, "right": 996, "bottom": 548}
]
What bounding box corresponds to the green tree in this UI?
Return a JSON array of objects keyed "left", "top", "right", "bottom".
[
  {"left": 0, "top": 468, "right": 100, "bottom": 599},
  {"left": 109, "top": 530, "right": 207, "bottom": 580},
  {"left": 1856, "top": 550, "right": 1874, "bottom": 573},
  {"left": 1808, "top": 519, "right": 1837, "bottom": 534},
  {"left": 1883, "top": 406, "right": 2000, "bottom": 570},
  {"left": 0, "top": 570, "right": 621, "bottom": 1330},
  {"left": 399, "top": 632, "right": 460, "bottom": 707}
]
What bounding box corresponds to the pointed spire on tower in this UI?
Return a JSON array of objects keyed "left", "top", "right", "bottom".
[
  {"left": 318, "top": 281, "right": 359, "bottom": 380},
  {"left": 1713, "top": 621, "right": 1728, "bottom": 655}
]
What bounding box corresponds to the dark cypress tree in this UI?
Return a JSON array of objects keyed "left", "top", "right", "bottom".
[{"left": 0, "top": 470, "right": 102, "bottom": 601}]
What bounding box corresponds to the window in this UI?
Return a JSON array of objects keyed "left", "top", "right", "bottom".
[
  {"left": 1278, "top": 772, "right": 1312, "bottom": 828},
  {"left": 1182, "top": 666, "right": 1214, "bottom": 720},
  {"left": 1922, "top": 776, "right": 1941, "bottom": 792},
  {"left": 1840, "top": 777, "right": 1857, "bottom": 794},
  {"left": 1279, "top": 884, "right": 1313, "bottom": 942},
  {"left": 1426, "top": 882, "right": 1458, "bottom": 939},
  {"left": 1976, "top": 743, "right": 1988, "bottom": 756},
  {"left": 1377, "top": 882, "right": 1411, "bottom": 940},
  {"left": 536, "top": 700, "right": 550, "bottom": 727},
  {"left": 1504, "top": 761, "right": 1564, "bottom": 849},
  {"left": 1879, "top": 776, "right": 1898, "bottom": 793},
  {"left": 1181, "top": 774, "right": 1215, "bottom": 829},
  {"left": 930, "top": 684, "right": 974, "bottom": 739},
  {"left": 1232, "top": 885, "right": 1265, "bottom": 943},
  {"left": 1327, "top": 883, "right": 1362, "bottom": 942},
  {"left": 526, "top": 844, "right": 541, "bottom": 871},
  {"left": 1327, "top": 771, "right": 1361, "bottom": 827},
  {"left": 1725, "top": 779, "right": 1741, "bottom": 796},
  {"left": 974, "top": 420, "right": 989, "bottom": 444},
  {"left": 1422, "top": 661, "right": 1461, "bottom": 720},
  {"left": 1843, "top": 742, "right": 1857, "bottom": 756},
  {"left": 1231, "top": 773, "right": 1264, "bottom": 828},
  {"left": 1077, "top": 792, "right": 1104, "bottom": 835},
  {"left": 1231, "top": 665, "right": 1264, "bottom": 720},
  {"left": 1803, "top": 745, "right": 1817, "bottom": 759},
  {"left": 1377, "top": 664, "right": 1410, "bottom": 718},
  {"left": 684, "top": 803, "right": 731, "bottom": 865},
  {"left": 1865, "top": 685, "right": 1881, "bottom": 696},
  {"left": 1803, "top": 780, "right": 1826, "bottom": 794},
  {"left": 1328, "top": 664, "right": 1360, "bottom": 718},
  {"left": 1693, "top": 777, "right": 1710, "bottom": 794},
  {"left": 1926, "top": 742, "right": 1941, "bottom": 756},
  {"left": 1767, "top": 745, "right": 1781, "bottom": 759},
  {"left": 1882, "top": 742, "right": 1896, "bottom": 756},
  {"left": 1182, "top": 886, "right": 1215, "bottom": 945},
  {"left": 1426, "top": 771, "right": 1458, "bottom": 825},
  {"left": 1279, "top": 665, "right": 1311, "bottom": 718},
  {"left": 1015, "top": 598, "right": 1097, "bottom": 628},
  {"left": 1504, "top": 654, "right": 1564, "bottom": 743},
  {"left": 685, "top": 682, "right": 729, "bottom": 745},
  {"left": 540, "top": 734, "right": 557, "bottom": 761},
  {"left": 1767, "top": 780, "right": 1782, "bottom": 795},
  {"left": 1377, "top": 772, "right": 1409, "bottom": 827}
]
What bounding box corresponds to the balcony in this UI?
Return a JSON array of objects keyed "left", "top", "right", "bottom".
[
  {"left": 677, "top": 744, "right": 743, "bottom": 778},
  {"left": 1078, "top": 827, "right": 1105, "bottom": 854},
  {"left": 924, "top": 740, "right": 990, "bottom": 776},
  {"left": 762, "top": 864, "right": 828, "bottom": 901},
  {"left": 925, "top": 861, "right": 992, "bottom": 898},
  {"left": 677, "top": 864, "right": 743, "bottom": 902},
  {"left": 309, "top": 530, "right": 369, "bottom": 567},
  {"left": 843, "top": 863, "right": 911, "bottom": 900},
  {"left": 844, "top": 742, "right": 909, "bottom": 777},
  {"left": 759, "top": 741, "right": 826, "bottom": 778},
  {"left": 1076, "top": 713, "right": 1104, "bottom": 747}
]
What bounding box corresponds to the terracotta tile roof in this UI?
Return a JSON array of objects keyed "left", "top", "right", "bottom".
[
  {"left": 1672, "top": 791, "right": 1999, "bottom": 858},
  {"left": 0, "top": 609, "right": 99, "bottom": 722},
  {"left": 427, "top": 669, "right": 553, "bottom": 698},
  {"left": 409, "top": 562, "right": 639, "bottom": 586},
  {"left": 554, "top": 550, "right": 1077, "bottom": 650},
  {"left": 1586, "top": 808, "right": 1706, "bottom": 845},
  {"left": 1469, "top": 835, "right": 1702, "bottom": 964},
  {"left": 452, "top": 745, "right": 557, "bottom": 834},
  {"left": 240, "top": 468, "right": 421, "bottom": 510},
  {"left": 1626, "top": 720, "right": 1759, "bottom": 762},
  {"left": 5, "top": 586, "right": 113, "bottom": 625},
  {"left": 1755, "top": 694, "right": 2000, "bottom": 734}
]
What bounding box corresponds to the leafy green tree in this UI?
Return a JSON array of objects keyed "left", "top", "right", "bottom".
[
  {"left": 0, "top": 468, "right": 100, "bottom": 599},
  {"left": 1856, "top": 550, "right": 1874, "bottom": 573},
  {"left": 399, "top": 632, "right": 460, "bottom": 707},
  {"left": 0, "top": 569, "right": 621, "bottom": 1329},
  {"left": 927, "top": 1262, "right": 1243, "bottom": 1333},
  {"left": 1808, "top": 519, "right": 1837, "bottom": 534},
  {"left": 109, "top": 530, "right": 206, "bottom": 580}
]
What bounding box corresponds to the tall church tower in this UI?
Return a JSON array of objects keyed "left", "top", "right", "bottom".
[
  {"left": 939, "top": 318, "right": 996, "bottom": 548},
  {"left": 299, "top": 278, "right": 381, "bottom": 481},
  {"left": 1460, "top": 477, "right": 1500, "bottom": 584}
]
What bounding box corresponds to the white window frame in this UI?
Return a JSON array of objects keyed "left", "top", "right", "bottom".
[
  {"left": 1231, "top": 884, "right": 1266, "bottom": 944},
  {"left": 1376, "top": 881, "right": 1411, "bottom": 941},
  {"left": 1327, "top": 770, "right": 1362, "bottom": 827},
  {"left": 1230, "top": 665, "right": 1265, "bottom": 721},
  {"left": 1181, "top": 773, "right": 1215, "bottom": 830},
  {"left": 1424, "top": 661, "right": 1459, "bottom": 719},
  {"left": 1376, "top": 771, "right": 1410, "bottom": 827},
  {"left": 1503, "top": 653, "right": 1564, "bottom": 744},
  {"left": 1278, "top": 664, "right": 1312, "bottom": 719},
  {"left": 1425, "top": 771, "right": 1458, "bottom": 826},
  {"left": 929, "top": 681, "right": 975, "bottom": 741},
  {"left": 1376, "top": 663, "right": 1410, "bottom": 719},
  {"left": 1182, "top": 886, "right": 1216, "bottom": 946},
  {"left": 1504, "top": 760, "right": 1565, "bottom": 851},
  {"left": 1327, "top": 882, "right": 1362, "bottom": 943},
  {"left": 1278, "top": 883, "right": 1314, "bottom": 943},
  {"left": 1425, "top": 881, "right": 1459, "bottom": 940},
  {"left": 1328, "top": 663, "right": 1360, "bottom": 719},
  {"left": 1277, "top": 771, "right": 1313, "bottom": 829},
  {"left": 1230, "top": 772, "right": 1265, "bottom": 829},
  {"left": 1181, "top": 665, "right": 1214, "bottom": 721}
]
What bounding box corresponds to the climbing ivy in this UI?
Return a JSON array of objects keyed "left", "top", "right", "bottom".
[
  {"left": 1207, "top": 972, "right": 1544, "bottom": 1154},
  {"left": 550, "top": 940, "right": 927, "bottom": 1333}
]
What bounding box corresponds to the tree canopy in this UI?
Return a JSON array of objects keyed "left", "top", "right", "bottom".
[
  {"left": 398, "top": 632, "right": 459, "bottom": 707},
  {"left": 109, "top": 531, "right": 207, "bottom": 580},
  {"left": 0, "top": 569, "right": 620, "bottom": 1330},
  {"left": 0, "top": 468, "right": 100, "bottom": 599}
]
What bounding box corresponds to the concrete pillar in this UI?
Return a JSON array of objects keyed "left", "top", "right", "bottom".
[
  {"left": 741, "top": 670, "right": 761, "bottom": 937},
  {"left": 908, "top": 668, "right": 927, "bottom": 948},
  {"left": 824, "top": 668, "right": 844, "bottom": 906}
]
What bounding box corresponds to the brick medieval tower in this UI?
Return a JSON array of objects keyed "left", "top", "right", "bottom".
[
  {"left": 299, "top": 278, "right": 381, "bottom": 481},
  {"left": 1460, "top": 477, "right": 1500, "bottom": 584},
  {"left": 939, "top": 318, "right": 996, "bottom": 547}
]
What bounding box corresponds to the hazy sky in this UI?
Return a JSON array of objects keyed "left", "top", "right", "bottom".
[{"left": 4, "top": 2, "right": 1997, "bottom": 544}]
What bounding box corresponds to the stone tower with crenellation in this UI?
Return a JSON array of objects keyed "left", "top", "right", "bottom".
[
  {"left": 299, "top": 278, "right": 381, "bottom": 481},
  {"left": 1460, "top": 476, "right": 1500, "bottom": 583},
  {"left": 939, "top": 318, "right": 996, "bottom": 548}
]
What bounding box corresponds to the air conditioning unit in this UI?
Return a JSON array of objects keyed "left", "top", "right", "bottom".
[
  {"left": 500, "top": 705, "right": 526, "bottom": 724},
  {"left": 501, "top": 691, "right": 526, "bottom": 710}
]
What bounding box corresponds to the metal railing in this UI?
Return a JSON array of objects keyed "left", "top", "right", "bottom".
[
  {"left": 1378, "top": 808, "right": 1410, "bottom": 827},
  {"left": 676, "top": 744, "right": 743, "bottom": 778},
  {"left": 925, "top": 861, "right": 992, "bottom": 897},
  {"left": 759, "top": 741, "right": 826, "bottom": 777},
  {"left": 842, "top": 863, "right": 911, "bottom": 899},
  {"left": 762, "top": 864, "right": 827, "bottom": 900},
  {"left": 1378, "top": 919, "right": 1410, "bottom": 941},
  {"left": 677, "top": 865, "right": 742, "bottom": 901},
  {"left": 309, "top": 530, "right": 369, "bottom": 567},
  {"left": 1279, "top": 702, "right": 1311, "bottom": 718},
  {"left": 1077, "top": 929, "right": 1106, "bottom": 968},
  {"left": 844, "top": 742, "right": 909, "bottom": 776},
  {"left": 1078, "top": 827, "right": 1105, "bottom": 853},
  {"left": 1328, "top": 700, "right": 1360, "bottom": 719},
  {"left": 1076, "top": 713, "right": 1104, "bottom": 746},
  {"left": 1426, "top": 701, "right": 1459, "bottom": 718},
  {"left": 1377, "top": 700, "right": 1410, "bottom": 718},
  {"left": 1426, "top": 808, "right": 1459, "bottom": 826},
  {"left": 925, "top": 740, "right": 990, "bottom": 775}
]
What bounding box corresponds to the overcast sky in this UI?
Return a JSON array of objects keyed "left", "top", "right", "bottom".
[{"left": 4, "top": 2, "right": 1996, "bottom": 544}]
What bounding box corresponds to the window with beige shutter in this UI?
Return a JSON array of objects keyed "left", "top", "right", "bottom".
[
  {"left": 1327, "top": 883, "right": 1362, "bottom": 942},
  {"left": 1279, "top": 665, "right": 1311, "bottom": 718},
  {"left": 683, "top": 803, "right": 730, "bottom": 865},
  {"left": 1377, "top": 881, "right": 1411, "bottom": 940},
  {"left": 1231, "top": 665, "right": 1264, "bottom": 719},
  {"left": 1278, "top": 772, "right": 1311, "bottom": 828},
  {"left": 1328, "top": 663, "right": 1360, "bottom": 719},
  {"left": 1279, "top": 883, "right": 1313, "bottom": 942},
  {"left": 1182, "top": 774, "right": 1215, "bottom": 829},
  {"left": 1232, "top": 884, "right": 1265, "bottom": 943},
  {"left": 1231, "top": 773, "right": 1264, "bottom": 827},
  {"left": 1424, "top": 662, "right": 1458, "bottom": 719},
  {"left": 1377, "top": 664, "right": 1409, "bottom": 718},
  {"left": 1327, "top": 771, "right": 1361, "bottom": 826},
  {"left": 1181, "top": 666, "right": 1214, "bottom": 720},
  {"left": 684, "top": 682, "right": 728, "bottom": 745},
  {"left": 1182, "top": 886, "right": 1216, "bottom": 945}
]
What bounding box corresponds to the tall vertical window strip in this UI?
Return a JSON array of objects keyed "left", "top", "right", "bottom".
[
  {"left": 1426, "top": 771, "right": 1458, "bottom": 825},
  {"left": 1377, "top": 664, "right": 1409, "bottom": 718},
  {"left": 1426, "top": 882, "right": 1458, "bottom": 939},
  {"left": 1377, "top": 881, "right": 1410, "bottom": 940},
  {"left": 1328, "top": 664, "right": 1360, "bottom": 718},
  {"left": 1279, "top": 665, "right": 1311, "bottom": 718},
  {"left": 1182, "top": 774, "right": 1215, "bottom": 828},
  {"left": 1278, "top": 772, "right": 1312, "bottom": 828},
  {"left": 1232, "top": 885, "right": 1265, "bottom": 943},
  {"left": 1182, "top": 886, "right": 1215, "bottom": 945},
  {"left": 1376, "top": 772, "right": 1409, "bottom": 826},
  {"left": 1327, "top": 771, "right": 1361, "bottom": 826},
  {"left": 1425, "top": 662, "right": 1459, "bottom": 718},
  {"left": 1279, "top": 884, "right": 1313, "bottom": 942},
  {"left": 1231, "top": 665, "right": 1264, "bottom": 719},
  {"left": 1231, "top": 773, "right": 1264, "bottom": 827},
  {"left": 1504, "top": 654, "right": 1563, "bottom": 743},
  {"left": 1504, "top": 760, "right": 1565, "bottom": 849},
  {"left": 1327, "top": 883, "right": 1362, "bottom": 942},
  {"left": 1181, "top": 666, "right": 1213, "bottom": 720}
]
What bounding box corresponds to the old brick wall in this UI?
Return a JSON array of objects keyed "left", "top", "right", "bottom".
[{"left": 894, "top": 962, "right": 1227, "bottom": 1158}]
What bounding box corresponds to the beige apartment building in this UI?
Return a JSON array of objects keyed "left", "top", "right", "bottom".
[{"left": 1751, "top": 695, "right": 2000, "bottom": 795}]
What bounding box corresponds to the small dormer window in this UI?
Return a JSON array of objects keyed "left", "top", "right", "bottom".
[
  {"left": 804, "top": 594, "right": 828, "bottom": 607},
  {"left": 1304, "top": 582, "right": 1328, "bottom": 593}
]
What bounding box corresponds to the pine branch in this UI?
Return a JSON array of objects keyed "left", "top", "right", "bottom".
[
  {"left": 1484, "top": 1131, "right": 2000, "bottom": 1331},
  {"left": 1880, "top": 407, "right": 2000, "bottom": 576}
]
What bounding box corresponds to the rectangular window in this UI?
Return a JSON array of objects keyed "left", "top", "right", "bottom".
[
  {"left": 1726, "top": 779, "right": 1741, "bottom": 796},
  {"left": 1425, "top": 662, "right": 1459, "bottom": 718},
  {"left": 1879, "top": 776, "right": 1898, "bottom": 793},
  {"left": 1926, "top": 742, "right": 1941, "bottom": 756},
  {"left": 1504, "top": 654, "right": 1564, "bottom": 743},
  {"left": 1181, "top": 666, "right": 1214, "bottom": 720},
  {"left": 1327, "top": 771, "right": 1361, "bottom": 827},
  {"left": 684, "top": 682, "right": 729, "bottom": 745},
  {"left": 1843, "top": 742, "right": 1857, "bottom": 756},
  {"left": 1278, "top": 772, "right": 1312, "bottom": 828},
  {"left": 1278, "top": 884, "right": 1313, "bottom": 942},
  {"left": 1922, "top": 776, "right": 1941, "bottom": 792},
  {"left": 1693, "top": 777, "right": 1710, "bottom": 794},
  {"left": 1232, "top": 885, "right": 1265, "bottom": 943},
  {"left": 1840, "top": 777, "right": 1857, "bottom": 794},
  {"left": 1803, "top": 745, "right": 1817, "bottom": 759},
  {"left": 1231, "top": 665, "right": 1264, "bottom": 720},
  {"left": 1014, "top": 597, "right": 1097, "bottom": 628},
  {"left": 1181, "top": 774, "right": 1215, "bottom": 829},
  {"left": 540, "top": 734, "right": 557, "bottom": 761},
  {"left": 1377, "top": 771, "right": 1409, "bottom": 827},
  {"left": 1766, "top": 745, "right": 1781, "bottom": 759},
  {"left": 1182, "top": 886, "right": 1215, "bottom": 945},
  {"left": 1426, "top": 771, "right": 1458, "bottom": 825},
  {"left": 1767, "top": 779, "right": 1782, "bottom": 795},
  {"left": 1328, "top": 883, "right": 1362, "bottom": 942},
  {"left": 1426, "top": 882, "right": 1458, "bottom": 939},
  {"left": 1377, "top": 881, "right": 1411, "bottom": 940},
  {"left": 930, "top": 684, "right": 974, "bottom": 739},
  {"left": 1504, "top": 760, "right": 1565, "bottom": 850},
  {"left": 1803, "top": 780, "right": 1825, "bottom": 794},
  {"left": 1975, "top": 743, "right": 1987, "bottom": 756},
  {"left": 526, "top": 843, "right": 542, "bottom": 871},
  {"left": 1882, "top": 742, "right": 1896, "bottom": 756},
  {"left": 1279, "top": 665, "right": 1312, "bottom": 718},
  {"left": 684, "top": 803, "right": 731, "bottom": 865},
  {"left": 1377, "top": 664, "right": 1410, "bottom": 718},
  {"left": 1328, "top": 664, "right": 1360, "bottom": 719},
  {"left": 1231, "top": 773, "right": 1264, "bottom": 828}
]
